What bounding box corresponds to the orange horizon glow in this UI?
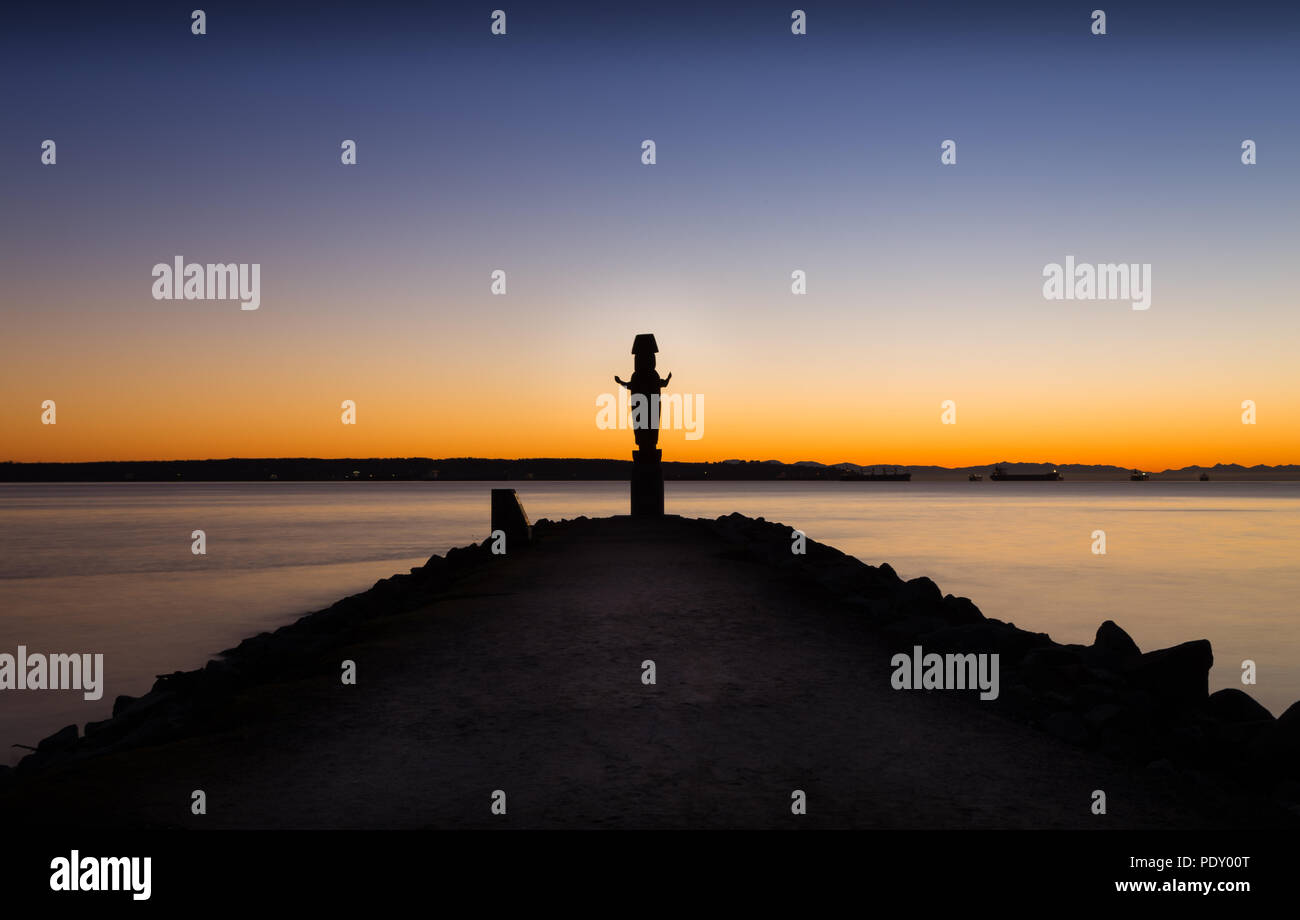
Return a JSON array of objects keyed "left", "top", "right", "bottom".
[
  {"left": 5, "top": 379, "right": 1296, "bottom": 471},
  {"left": 6, "top": 251, "right": 1298, "bottom": 473}
]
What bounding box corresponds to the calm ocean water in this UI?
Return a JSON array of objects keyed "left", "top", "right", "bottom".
[{"left": 2, "top": 480, "right": 1297, "bottom": 763}]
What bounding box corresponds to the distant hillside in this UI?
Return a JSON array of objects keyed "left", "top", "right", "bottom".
[{"left": 2, "top": 458, "right": 1298, "bottom": 482}]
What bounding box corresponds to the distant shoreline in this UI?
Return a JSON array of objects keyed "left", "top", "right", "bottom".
[{"left": 3, "top": 458, "right": 1299, "bottom": 483}]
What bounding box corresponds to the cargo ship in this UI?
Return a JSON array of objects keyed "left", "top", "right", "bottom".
[
  {"left": 840, "top": 466, "right": 911, "bottom": 482},
  {"left": 989, "top": 465, "right": 1062, "bottom": 481}
]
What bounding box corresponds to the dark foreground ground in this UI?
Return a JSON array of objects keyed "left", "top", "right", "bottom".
[{"left": 2, "top": 514, "right": 1295, "bottom": 828}]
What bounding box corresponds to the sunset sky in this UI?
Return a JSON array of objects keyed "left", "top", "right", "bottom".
[{"left": 3, "top": 1, "right": 1297, "bottom": 469}]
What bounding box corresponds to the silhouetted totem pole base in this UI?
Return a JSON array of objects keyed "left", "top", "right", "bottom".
[
  {"left": 631, "top": 448, "right": 664, "bottom": 516},
  {"left": 490, "top": 488, "right": 532, "bottom": 546}
]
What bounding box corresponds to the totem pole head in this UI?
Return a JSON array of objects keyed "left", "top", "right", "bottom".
[{"left": 631, "top": 333, "right": 658, "bottom": 373}]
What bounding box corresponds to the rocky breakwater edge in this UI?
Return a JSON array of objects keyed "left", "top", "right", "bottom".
[{"left": 3, "top": 512, "right": 1298, "bottom": 827}]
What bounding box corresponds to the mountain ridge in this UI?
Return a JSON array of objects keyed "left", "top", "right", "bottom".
[{"left": 3, "top": 458, "right": 1299, "bottom": 481}]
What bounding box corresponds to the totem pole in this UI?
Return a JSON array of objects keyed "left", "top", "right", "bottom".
[{"left": 613, "top": 333, "right": 671, "bottom": 516}]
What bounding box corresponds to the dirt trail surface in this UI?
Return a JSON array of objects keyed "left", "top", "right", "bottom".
[{"left": 4, "top": 515, "right": 1209, "bottom": 828}]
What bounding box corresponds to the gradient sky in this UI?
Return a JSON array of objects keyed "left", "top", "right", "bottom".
[{"left": 2, "top": 0, "right": 1297, "bottom": 468}]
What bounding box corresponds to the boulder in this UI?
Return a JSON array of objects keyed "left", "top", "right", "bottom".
[
  {"left": 922, "top": 621, "right": 1011, "bottom": 655},
  {"left": 921, "top": 620, "right": 1051, "bottom": 666},
  {"left": 940, "top": 594, "right": 985, "bottom": 625},
  {"left": 1129, "top": 639, "right": 1213, "bottom": 706},
  {"left": 1250, "top": 700, "right": 1300, "bottom": 766},
  {"left": 36, "top": 724, "right": 78, "bottom": 753},
  {"left": 83, "top": 718, "right": 114, "bottom": 737},
  {"left": 1205, "top": 688, "right": 1274, "bottom": 724},
  {"left": 1091, "top": 620, "right": 1141, "bottom": 665},
  {"left": 899, "top": 576, "right": 943, "bottom": 611}
]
